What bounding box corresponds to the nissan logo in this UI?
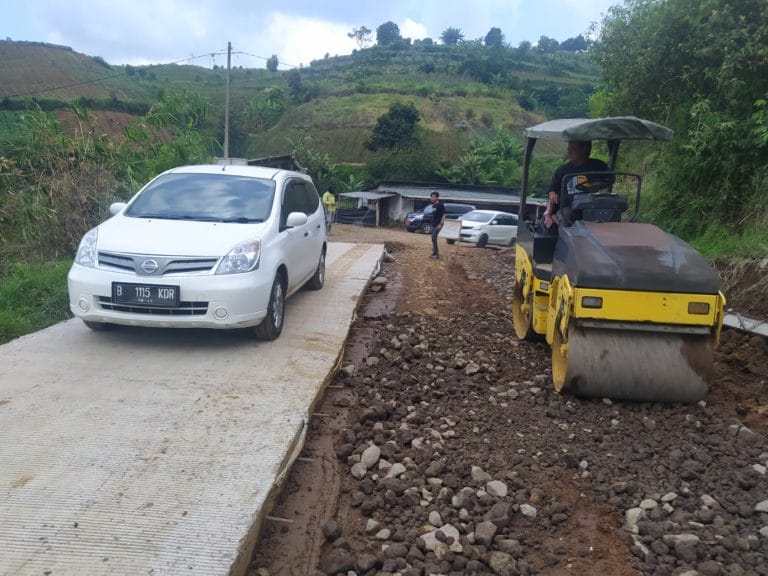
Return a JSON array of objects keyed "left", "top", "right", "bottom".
[{"left": 141, "top": 259, "right": 159, "bottom": 274}]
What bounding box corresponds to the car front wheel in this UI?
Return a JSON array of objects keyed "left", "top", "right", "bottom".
[
  {"left": 421, "top": 223, "right": 433, "bottom": 234},
  {"left": 477, "top": 234, "right": 489, "bottom": 248},
  {"left": 255, "top": 274, "right": 285, "bottom": 340}
]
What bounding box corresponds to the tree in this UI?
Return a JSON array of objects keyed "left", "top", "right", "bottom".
[
  {"left": 348, "top": 26, "right": 373, "bottom": 49},
  {"left": 537, "top": 35, "right": 559, "bottom": 53},
  {"left": 436, "top": 127, "right": 523, "bottom": 185},
  {"left": 266, "top": 54, "right": 279, "bottom": 72},
  {"left": 484, "top": 27, "right": 504, "bottom": 48},
  {"left": 441, "top": 27, "right": 464, "bottom": 46},
  {"left": 365, "top": 102, "right": 421, "bottom": 151},
  {"left": 376, "top": 21, "right": 402, "bottom": 46},
  {"left": 593, "top": 0, "right": 768, "bottom": 237},
  {"left": 286, "top": 70, "right": 305, "bottom": 103},
  {"left": 560, "top": 35, "right": 587, "bottom": 52},
  {"left": 245, "top": 87, "right": 286, "bottom": 132}
]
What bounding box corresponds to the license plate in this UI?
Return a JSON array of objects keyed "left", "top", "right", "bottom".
[{"left": 112, "top": 283, "right": 180, "bottom": 307}]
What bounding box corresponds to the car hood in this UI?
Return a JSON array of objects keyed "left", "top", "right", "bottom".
[
  {"left": 460, "top": 220, "right": 486, "bottom": 229},
  {"left": 96, "top": 215, "right": 269, "bottom": 256}
]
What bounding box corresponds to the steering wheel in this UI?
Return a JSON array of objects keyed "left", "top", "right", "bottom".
[{"left": 575, "top": 179, "right": 611, "bottom": 193}]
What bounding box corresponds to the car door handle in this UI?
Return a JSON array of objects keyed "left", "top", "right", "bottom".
[{"left": 304, "top": 231, "right": 309, "bottom": 237}]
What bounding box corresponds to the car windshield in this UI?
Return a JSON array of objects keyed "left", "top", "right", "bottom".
[
  {"left": 125, "top": 173, "right": 276, "bottom": 223},
  {"left": 421, "top": 205, "right": 435, "bottom": 214},
  {"left": 462, "top": 211, "right": 494, "bottom": 223}
]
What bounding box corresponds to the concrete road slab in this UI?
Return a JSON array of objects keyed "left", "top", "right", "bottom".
[{"left": 0, "top": 241, "right": 383, "bottom": 576}]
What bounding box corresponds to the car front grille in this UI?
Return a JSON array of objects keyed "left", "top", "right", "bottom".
[
  {"left": 98, "top": 251, "right": 219, "bottom": 276},
  {"left": 97, "top": 297, "right": 208, "bottom": 316}
]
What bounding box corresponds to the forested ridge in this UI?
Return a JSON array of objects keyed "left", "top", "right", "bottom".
[{"left": 1, "top": 1, "right": 767, "bottom": 275}]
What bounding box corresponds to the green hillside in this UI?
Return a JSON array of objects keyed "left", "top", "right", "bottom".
[{"left": 0, "top": 39, "right": 600, "bottom": 162}]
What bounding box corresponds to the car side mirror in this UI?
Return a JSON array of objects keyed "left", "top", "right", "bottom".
[
  {"left": 285, "top": 211, "right": 308, "bottom": 228},
  {"left": 110, "top": 202, "right": 127, "bottom": 215}
]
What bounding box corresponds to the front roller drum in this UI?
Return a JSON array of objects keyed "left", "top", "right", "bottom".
[{"left": 552, "top": 325, "right": 713, "bottom": 403}]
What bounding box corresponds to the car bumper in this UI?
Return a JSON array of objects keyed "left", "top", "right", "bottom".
[
  {"left": 67, "top": 264, "right": 273, "bottom": 329},
  {"left": 460, "top": 229, "right": 482, "bottom": 243}
]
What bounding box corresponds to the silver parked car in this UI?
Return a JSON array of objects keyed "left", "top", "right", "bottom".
[
  {"left": 448, "top": 209, "right": 518, "bottom": 247},
  {"left": 68, "top": 164, "right": 327, "bottom": 340}
]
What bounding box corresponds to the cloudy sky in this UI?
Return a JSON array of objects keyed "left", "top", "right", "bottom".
[{"left": 3, "top": 0, "right": 618, "bottom": 69}]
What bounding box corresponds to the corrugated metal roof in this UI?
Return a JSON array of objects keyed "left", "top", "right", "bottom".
[
  {"left": 372, "top": 183, "right": 546, "bottom": 205},
  {"left": 340, "top": 191, "right": 395, "bottom": 200}
]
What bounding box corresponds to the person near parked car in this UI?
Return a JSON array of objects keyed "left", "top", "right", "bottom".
[
  {"left": 322, "top": 189, "right": 336, "bottom": 232},
  {"left": 429, "top": 191, "right": 445, "bottom": 260},
  {"left": 543, "top": 140, "right": 611, "bottom": 229}
]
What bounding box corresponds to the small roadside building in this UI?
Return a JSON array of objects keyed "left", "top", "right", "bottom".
[{"left": 339, "top": 181, "right": 547, "bottom": 227}]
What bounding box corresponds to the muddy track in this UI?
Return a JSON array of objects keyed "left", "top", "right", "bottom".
[{"left": 249, "top": 226, "right": 768, "bottom": 576}]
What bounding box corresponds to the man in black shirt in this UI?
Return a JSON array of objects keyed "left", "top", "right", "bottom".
[
  {"left": 544, "top": 140, "right": 611, "bottom": 229},
  {"left": 429, "top": 191, "right": 445, "bottom": 260}
]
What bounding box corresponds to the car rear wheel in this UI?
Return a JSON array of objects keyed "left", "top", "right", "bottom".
[
  {"left": 477, "top": 234, "right": 489, "bottom": 248},
  {"left": 421, "top": 223, "right": 433, "bottom": 234},
  {"left": 305, "top": 249, "right": 325, "bottom": 290},
  {"left": 255, "top": 274, "right": 285, "bottom": 340}
]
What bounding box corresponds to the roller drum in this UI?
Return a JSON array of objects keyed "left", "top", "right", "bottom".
[{"left": 562, "top": 327, "right": 713, "bottom": 403}]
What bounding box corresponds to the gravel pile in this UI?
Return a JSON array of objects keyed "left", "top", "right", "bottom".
[{"left": 315, "top": 250, "right": 768, "bottom": 576}]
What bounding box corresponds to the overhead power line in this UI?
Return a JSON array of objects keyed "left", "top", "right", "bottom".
[
  {"left": 234, "top": 51, "right": 299, "bottom": 71},
  {"left": 3, "top": 50, "right": 229, "bottom": 99}
]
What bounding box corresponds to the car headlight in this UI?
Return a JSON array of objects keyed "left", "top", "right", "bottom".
[
  {"left": 75, "top": 228, "right": 98, "bottom": 268},
  {"left": 216, "top": 238, "right": 261, "bottom": 274}
]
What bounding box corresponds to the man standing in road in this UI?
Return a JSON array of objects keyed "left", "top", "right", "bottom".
[
  {"left": 322, "top": 189, "right": 336, "bottom": 233},
  {"left": 429, "top": 191, "right": 445, "bottom": 260}
]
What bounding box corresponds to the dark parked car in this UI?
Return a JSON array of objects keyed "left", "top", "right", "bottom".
[{"left": 404, "top": 202, "right": 476, "bottom": 233}]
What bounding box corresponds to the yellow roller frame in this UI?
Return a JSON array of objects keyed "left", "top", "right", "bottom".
[{"left": 572, "top": 287, "right": 723, "bottom": 326}]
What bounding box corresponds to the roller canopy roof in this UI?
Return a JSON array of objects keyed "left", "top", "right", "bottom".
[{"left": 524, "top": 116, "right": 673, "bottom": 142}]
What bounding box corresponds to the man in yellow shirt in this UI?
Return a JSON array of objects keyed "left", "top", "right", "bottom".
[{"left": 322, "top": 189, "right": 336, "bottom": 233}]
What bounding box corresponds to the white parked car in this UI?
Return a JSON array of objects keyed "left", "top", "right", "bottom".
[
  {"left": 449, "top": 209, "right": 518, "bottom": 247},
  {"left": 67, "top": 164, "right": 327, "bottom": 340}
]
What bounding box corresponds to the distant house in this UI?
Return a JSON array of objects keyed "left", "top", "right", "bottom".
[{"left": 339, "top": 181, "right": 547, "bottom": 227}]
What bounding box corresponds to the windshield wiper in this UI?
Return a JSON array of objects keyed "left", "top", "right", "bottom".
[
  {"left": 219, "top": 217, "right": 264, "bottom": 223},
  {"left": 128, "top": 213, "right": 195, "bottom": 220},
  {"left": 129, "top": 213, "right": 263, "bottom": 223}
]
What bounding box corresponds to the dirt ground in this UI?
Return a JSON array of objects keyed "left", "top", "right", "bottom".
[{"left": 248, "top": 224, "right": 768, "bottom": 576}]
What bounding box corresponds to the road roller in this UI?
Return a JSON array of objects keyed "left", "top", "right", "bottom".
[{"left": 512, "top": 117, "right": 725, "bottom": 402}]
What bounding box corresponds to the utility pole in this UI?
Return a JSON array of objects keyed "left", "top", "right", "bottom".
[{"left": 224, "top": 41, "right": 231, "bottom": 158}]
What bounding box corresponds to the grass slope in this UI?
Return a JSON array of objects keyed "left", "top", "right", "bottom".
[{"left": 0, "top": 40, "right": 599, "bottom": 163}]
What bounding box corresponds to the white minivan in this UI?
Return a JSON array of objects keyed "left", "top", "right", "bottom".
[
  {"left": 68, "top": 164, "right": 327, "bottom": 340},
  {"left": 450, "top": 209, "right": 518, "bottom": 247}
]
